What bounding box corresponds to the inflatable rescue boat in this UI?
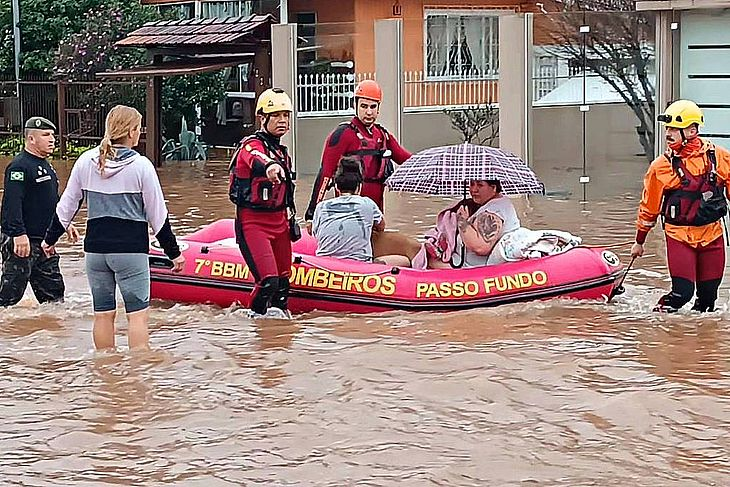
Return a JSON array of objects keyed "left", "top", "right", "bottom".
[{"left": 149, "top": 219, "right": 624, "bottom": 313}]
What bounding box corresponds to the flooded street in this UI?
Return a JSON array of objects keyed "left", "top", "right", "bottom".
[{"left": 1, "top": 157, "right": 729, "bottom": 486}]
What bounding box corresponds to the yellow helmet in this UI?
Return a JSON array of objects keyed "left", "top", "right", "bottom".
[
  {"left": 657, "top": 100, "right": 704, "bottom": 129},
  {"left": 256, "top": 88, "right": 293, "bottom": 115}
]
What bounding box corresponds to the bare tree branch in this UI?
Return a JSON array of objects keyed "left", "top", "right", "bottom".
[
  {"left": 543, "top": 1, "right": 656, "bottom": 159},
  {"left": 445, "top": 103, "right": 499, "bottom": 146}
]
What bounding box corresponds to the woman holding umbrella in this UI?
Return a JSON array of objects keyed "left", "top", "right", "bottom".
[
  {"left": 385, "top": 143, "right": 546, "bottom": 269},
  {"left": 429, "top": 179, "right": 520, "bottom": 268}
]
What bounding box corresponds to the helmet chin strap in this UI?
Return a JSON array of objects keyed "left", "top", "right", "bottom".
[
  {"left": 680, "top": 128, "right": 688, "bottom": 145},
  {"left": 261, "top": 113, "right": 280, "bottom": 138},
  {"left": 355, "top": 98, "right": 378, "bottom": 127}
]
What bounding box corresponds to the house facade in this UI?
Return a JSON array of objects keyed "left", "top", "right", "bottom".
[
  {"left": 141, "top": 1, "right": 557, "bottom": 112},
  {"left": 637, "top": 0, "right": 730, "bottom": 149}
]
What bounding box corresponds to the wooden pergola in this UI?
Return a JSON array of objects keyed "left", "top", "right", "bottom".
[{"left": 99, "top": 15, "right": 275, "bottom": 163}]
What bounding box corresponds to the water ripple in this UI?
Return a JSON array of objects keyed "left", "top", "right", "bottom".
[{"left": 0, "top": 159, "right": 728, "bottom": 485}]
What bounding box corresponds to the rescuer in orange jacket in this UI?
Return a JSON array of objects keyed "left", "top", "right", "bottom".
[
  {"left": 304, "top": 80, "right": 412, "bottom": 229},
  {"left": 631, "top": 99, "right": 730, "bottom": 312},
  {"left": 229, "top": 88, "right": 297, "bottom": 318}
]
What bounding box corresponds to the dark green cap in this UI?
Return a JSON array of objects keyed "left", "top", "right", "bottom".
[{"left": 24, "top": 116, "right": 56, "bottom": 131}]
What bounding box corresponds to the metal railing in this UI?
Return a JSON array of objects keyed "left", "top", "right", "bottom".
[
  {"left": 297, "top": 72, "right": 373, "bottom": 116},
  {"left": 532, "top": 72, "right": 654, "bottom": 107},
  {"left": 0, "top": 77, "right": 145, "bottom": 156},
  {"left": 296, "top": 70, "right": 500, "bottom": 116},
  {"left": 404, "top": 70, "right": 498, "bottom": 111}
]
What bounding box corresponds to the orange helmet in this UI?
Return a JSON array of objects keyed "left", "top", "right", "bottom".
[{"left": 354, "top": 80, "right": 382, "bottom": 102}]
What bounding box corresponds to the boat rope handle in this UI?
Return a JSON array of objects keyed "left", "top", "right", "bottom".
[
  {"left": 614, "top": 256, "right": 636, "bottom": 291},
  {"left": 579, "top": 240, "right": 635, "bottom": 249},
  {"left": 293, "top": 256, "right": 400, "bottom": 276}
]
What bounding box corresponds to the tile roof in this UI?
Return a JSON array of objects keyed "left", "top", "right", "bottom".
[{"left": 117, "top": 14, "right": 274, "bottom": 47}]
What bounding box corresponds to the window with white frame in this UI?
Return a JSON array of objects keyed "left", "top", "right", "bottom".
[
  {"left": 425, "top": 10, "right": 499, "bottom": 79},
  {"left": 535, "top": 55, "right": 559, "bottom": 99}
]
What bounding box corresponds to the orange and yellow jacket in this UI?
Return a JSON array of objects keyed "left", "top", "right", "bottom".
[{"left": 636, "top": 138, "right": 730, "bottom": 247}]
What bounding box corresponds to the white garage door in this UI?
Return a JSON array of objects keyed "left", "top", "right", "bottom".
[{"left": 680, "top": 9, "right": 730, "bottom": 149}]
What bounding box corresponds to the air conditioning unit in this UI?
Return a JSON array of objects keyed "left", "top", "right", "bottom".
[{"left": 225, "top": 92, "right": 255, "bottom": 125}]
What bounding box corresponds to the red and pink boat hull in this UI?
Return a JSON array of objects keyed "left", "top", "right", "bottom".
[{"left": 150, "top": 219, "right": 624, "bottom": 313}]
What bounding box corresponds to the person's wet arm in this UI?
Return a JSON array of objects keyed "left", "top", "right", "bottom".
[
  {"left": 141, "top": 161, "right": 180, "bottom": 260},
  {"left": 458, "top": 211, "right": 503, "bottom": 256},
  {"left": 718, "top": 147, "right": 730, "bottom": 198},
  {"left": 387, "top": 135, "right": 411, "bottom": 164},
  {"left": 45, "top": 160, "right": 84, "bottom": 246},
  {"left": 635, "top": 163, "right": 664, "bottom": 244},
  {"left": 373, "top": 210, "right": 385, "bottom": 232},
  {"left": 1, "top": 165, "right": 27, "bottom": 237}
]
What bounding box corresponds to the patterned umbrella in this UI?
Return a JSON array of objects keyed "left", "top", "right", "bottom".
[{"left": 386, "top": 143, "right": 545, "bottom": 196}]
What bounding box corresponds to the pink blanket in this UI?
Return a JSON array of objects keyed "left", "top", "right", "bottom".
[{"left": 412, "top": 205, "right": 461, "bottom": 269}]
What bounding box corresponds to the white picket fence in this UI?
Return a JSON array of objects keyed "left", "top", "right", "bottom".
[
  {"left": 404, "top": 71, "right": 498, "bottom": 111},
  {"left": 297, "top": 71, "right": 498, "bottom": 116},
  {"left": 297, "top": 72, "right": 373, "bottom": 115}
]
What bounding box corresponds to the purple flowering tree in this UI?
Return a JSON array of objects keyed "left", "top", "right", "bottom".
[{"left": 54, "top": 2, "right": 225, "bottom": 137}]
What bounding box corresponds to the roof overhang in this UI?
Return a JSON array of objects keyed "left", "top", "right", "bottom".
[
  {"left": 116, "top": 14, "right": 274, "bottom": 48},
  {"left": 636, "top": 0, "right": 730, "bottom": 10},
  {"left": 97, "top": 55, "right": 252, "bottom": 78}
]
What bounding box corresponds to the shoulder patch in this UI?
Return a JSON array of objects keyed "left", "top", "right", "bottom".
[{"left": 9, "top": 171, "right": 24, "bottom": 182}]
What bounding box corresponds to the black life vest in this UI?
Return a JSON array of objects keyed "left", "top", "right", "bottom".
[
  {"left": 228, "top": 133, "right": 295, "bottom": 212},
  {"left": 342, "top": 122, "right": 394, "bottom": 184},
  {"left": 662, "top": 147, "right": 727, "bottom": 226}
]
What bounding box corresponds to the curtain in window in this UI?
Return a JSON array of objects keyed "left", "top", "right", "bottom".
[
  {"left": 427, "top": 15, "right": 448, "bottom": 77},
  {"left": 426, "top": 12, "right": 499, "bottom": 78},
  {"left": 463, "top": 17, "right": 483, "bottom": 77},
  {"left": 160, "top": 3, "right": 195, "bottom": 20},
  {"left": 490, "top": 17, "right": 499, "bottom": 76}
]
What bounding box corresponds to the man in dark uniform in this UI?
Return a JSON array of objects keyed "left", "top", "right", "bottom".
[{"left": 0, "top": 117, "right": 76, "bottom": 306}]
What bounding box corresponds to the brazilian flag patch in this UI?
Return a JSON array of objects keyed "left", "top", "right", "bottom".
[{"left": 9, "top": 171, "right": 24, "bottom": 182}]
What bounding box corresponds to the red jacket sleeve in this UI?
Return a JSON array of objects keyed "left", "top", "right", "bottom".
[
  {"left": 386, "top": 134, "right": 411, "bottom": 164},
  {"left": 305, "top": 125, "right": 356, "bottom": 220},
  {"left": 235, "top": 139, "right": 272, "bottom": 178}
]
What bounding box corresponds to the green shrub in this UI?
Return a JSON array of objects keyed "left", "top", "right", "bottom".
[
  {"left": 0, "top": 135, "right": 94, "bottom": 158},
  {"left": 0, "top": 136, "right": 24, "bottom": 156}
]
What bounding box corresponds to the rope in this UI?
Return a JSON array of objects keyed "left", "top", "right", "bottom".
[
  {"left": 295, "top": 256, "right": 399, "bottom": 276},
  {"left": 579, "top": 240, "right": 635, "bottom": 249},
  {"left": 615, "top": 256, "right": 636, "bottom": 290}
]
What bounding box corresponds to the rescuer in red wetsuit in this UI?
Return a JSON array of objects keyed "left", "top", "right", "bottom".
[
  {"left": 304, "top": 80, "right": 412, "bottom": 230},
  {"left": 229, "top": 88, "right": 297, "bottom": 318}
]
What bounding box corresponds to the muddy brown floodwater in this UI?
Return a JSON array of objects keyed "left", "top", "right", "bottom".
[{"left": 0, "top": 157, "right": 728, "bottom": 486}]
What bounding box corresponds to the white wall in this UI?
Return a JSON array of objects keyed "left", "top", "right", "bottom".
[{"left": 680, "top": 9, "right": 730, "bottom": 149}]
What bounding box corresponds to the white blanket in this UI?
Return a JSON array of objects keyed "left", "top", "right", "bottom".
[{"left": 488, "top": 228, "right": 582, "bottom": 265}]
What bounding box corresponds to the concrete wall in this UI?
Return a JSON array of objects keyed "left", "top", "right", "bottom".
[
  {"left": 297, "top": 103, "right": 646, "bottom": 202},
  {"left": 295, "top": 115, "right": 351, "bottom": 175},
  {"left": 296, "top": 110, "right": 498, "bottom": 175},
  {"left": 531, "top": 103, "right": 647, "bottom": 199},
  {"left": 499, "top": 14, "right": 532, "bottom": 162},
  {"left": 402, "top": 111, "right": 499, "bottom": 153}
]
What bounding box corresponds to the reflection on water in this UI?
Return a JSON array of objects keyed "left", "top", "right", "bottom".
[{"left": 1, "top": 158, "right": 729, "bottom": 485}]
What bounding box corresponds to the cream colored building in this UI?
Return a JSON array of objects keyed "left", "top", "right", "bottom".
[{"left": 637, "top": 0, "right": 730, "bottom": 150}]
